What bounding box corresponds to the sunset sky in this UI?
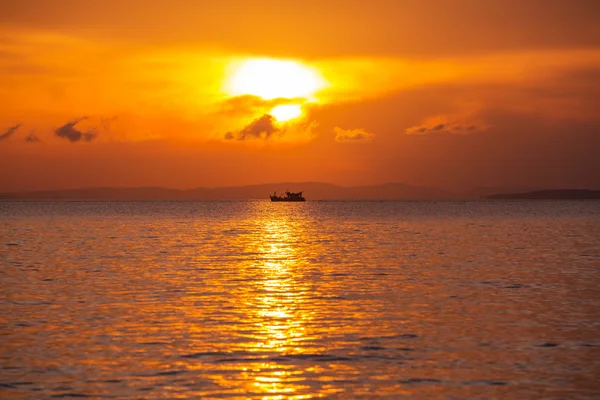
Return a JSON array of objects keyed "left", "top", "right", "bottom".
[{"left": 1, "top": 0, "right": 599, "bottom": 191}]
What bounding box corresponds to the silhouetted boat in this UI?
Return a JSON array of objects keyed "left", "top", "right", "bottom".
[{"left": 270, "top": 191, "right": 306, "bottom": 202}]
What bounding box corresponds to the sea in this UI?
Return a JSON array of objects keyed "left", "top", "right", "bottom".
[{"left": 1, "top": 200, "right": 599, "bottom": 399}]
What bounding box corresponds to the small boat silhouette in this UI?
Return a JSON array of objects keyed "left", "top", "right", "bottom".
[{"left": 270, "top": 191, "right": 306, "bottom": 202}]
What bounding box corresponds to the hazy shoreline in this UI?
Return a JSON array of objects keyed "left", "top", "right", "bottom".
[{"left": 1, "top": 184, "right": 598, "bottom": 201}]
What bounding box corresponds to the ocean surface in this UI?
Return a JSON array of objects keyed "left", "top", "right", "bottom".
[{"left": 1, "top": 200, "right": 599, "bottom": 399}]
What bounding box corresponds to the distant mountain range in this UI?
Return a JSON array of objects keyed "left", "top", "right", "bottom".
[
  {"left": 0, "top": 183, "right": 598, "bottom": 201},
  {"left": 0, "top": 182, "right": 451, "bottom": 200}
]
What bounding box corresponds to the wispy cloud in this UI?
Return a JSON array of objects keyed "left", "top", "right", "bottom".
[
  {"left": 405, "top": 121, "right": 485, "bottom": 135},
  {"left": 24, "top": 130, "right": 42, "bottom": 143},
  {"left": 0, "top": 124, "right": 21, "bottom": 142},
  {"left": 218, "top": 95, "right": 306, "bottom": 117},
  {"left": 334, "top": 127, "right": 374, "bottom": 142}
]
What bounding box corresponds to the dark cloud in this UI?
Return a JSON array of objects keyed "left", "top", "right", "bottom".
[
  {"left": 225, "top": 114, "right": 282, "bottom": 141},
  {"left": 405, "top": 122, "right": 485, "bottom": 135},
  {"left": 24, "top": 131, "right": 41, "bottom": 143},
  {"left": 334, "top": 127, "right": 374, "bottom": 142},
  {"left": 0, "top": 124, "right": 21, "bottom": 142},
  {"left": 54, "top": 117, "right": 97, "bottom": 142}
]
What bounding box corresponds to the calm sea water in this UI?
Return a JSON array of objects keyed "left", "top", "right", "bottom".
[{"left": 1, "top": 200, "right": 599, "bottom": 399}]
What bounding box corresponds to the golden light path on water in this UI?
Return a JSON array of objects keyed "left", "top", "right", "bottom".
[
  {"left": 204, "top": 210, "right": 329, "bottom": 398},
  {"left": 162, "top": 202, "right": 381, "bottom": 399},
  {"left": 251, "top": 225, "right": 307, "bottom": 397}
]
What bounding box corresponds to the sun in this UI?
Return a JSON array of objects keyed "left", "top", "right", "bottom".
[
  {"left": 225, "top": 58, "right": 325, "bottom": 100},
  {"left": 270, "top": 104, "right": 302, "bottom": 122}
]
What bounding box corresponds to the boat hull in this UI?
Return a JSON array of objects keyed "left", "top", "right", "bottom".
[{"left": 270, "top": 197, "right": 306, "bottom": 202}]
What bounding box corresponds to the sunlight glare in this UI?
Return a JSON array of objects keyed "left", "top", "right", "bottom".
[
  {"left": 226, "top": 58, "right": 325, "bottom": 100},
  {"left": 270, "top": 104, "right": 302, "bottom": 122}
]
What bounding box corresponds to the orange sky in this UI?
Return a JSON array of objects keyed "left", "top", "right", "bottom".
[{"left": 1, "top": 0, "right": 599, "bottom": 191}]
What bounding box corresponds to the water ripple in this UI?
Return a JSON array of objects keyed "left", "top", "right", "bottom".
[{"left": 1, "top": 200, "right": 599, "bottom": 399}]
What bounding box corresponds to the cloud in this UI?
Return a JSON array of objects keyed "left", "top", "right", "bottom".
[
  {"left": 100, "top": 115, "right": 118, "bottom": 131},
  {"left": 298, "top": 120, "right": 319, "bottom": 139},
  {"left": 405, "top": 121, "right": 483, "bottom": 135},
  {"left": 334, "top": 127, "right": 374, "bottom": 142},
  {"left": 24, "top": 131, "right": 42, "bottom": 143},
  {"left": 54, "top": 117, "right": 97, "bottom": 142},
  {"left": 0, "top": 124, "right": 21, "bottom": 142},
  {"left": 225, "top": 114, "right": 282, "bottom": 141},
  {"left": 216, "top": 95, "right": 309, "bottom": 121}
]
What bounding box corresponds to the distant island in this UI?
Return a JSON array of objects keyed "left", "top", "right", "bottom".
[
  {"left": 486, "top": 189, "right": 600, "bottom": 200},
  {"left": 1, "top": 184, "right": 599, "bottom": 201}
]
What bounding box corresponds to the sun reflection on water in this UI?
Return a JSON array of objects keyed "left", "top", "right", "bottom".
[{"left": 243, "top": 210, "right": 314, "bottom": 397}]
